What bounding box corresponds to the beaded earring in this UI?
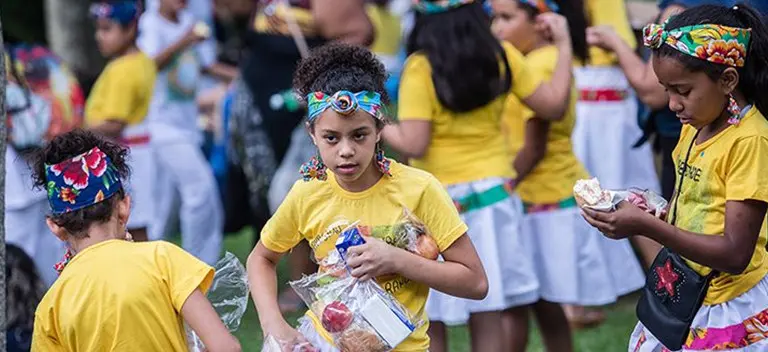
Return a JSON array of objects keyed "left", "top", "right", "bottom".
[
  {"left": 299, "top": 152, "right": 328, "bottom": 181},
  {"left": 727, "top": 94, "right": 742, "bottom": 125},
  {"left": 375, "top": 144, "right": 392, "bottom": 176}
]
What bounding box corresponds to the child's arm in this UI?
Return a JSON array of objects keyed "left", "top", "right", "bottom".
[
  {"left": 381, "top": 121, "right": 432, "bottom": 159},
  {"left": 512, "top": 118, "right": 549, "bottom": 184},
  {"left": 247, "top": 242, "right": 310, "bottom": 342},
  {"left": 152, "top": 27, "right": 204, "bottom": 70},
  {"left": 202, "top": 62, "right": 238, "bottom": 83},
  {"left": 182, "top": 289, "right": 242, "bottom": 352},
  {"left": 346, "top": 234, "right": 488, "bottom": 299},
  {"left": 312, "top": 0, "right": 374, "bottom": 46},
  {"left": 89, "top": 121, "right": 127, "bottom": 140},
  {"left": 582, "top": 199, "right": 767, "bottom": 275}
]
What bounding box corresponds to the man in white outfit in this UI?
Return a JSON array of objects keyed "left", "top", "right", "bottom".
[{"left": 138, "top": 0, "right": 223, "bottom": 265}]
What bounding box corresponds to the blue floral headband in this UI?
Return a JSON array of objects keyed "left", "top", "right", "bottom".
[
  {"left": 45, "top": 147, "right": 122, "bottom": 215},
  {"left": 519, "top": 0, "right": 559, "bottom": 13},
  {"left": 414, "top": 0, "right": 475, "bottom": 14},
  {"left": 306, "top": 91, "right": 383, "bottom": 122},
  {"left": 89, "top": 1, "right": 140, "bottom": 25}
]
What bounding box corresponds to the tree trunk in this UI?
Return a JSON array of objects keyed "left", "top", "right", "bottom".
[
  {"left": 44, "top": 0, "right": 104, "bottom": 93},
  {"left": 0, "top": 14, "right": 9, "bottom": 352}
]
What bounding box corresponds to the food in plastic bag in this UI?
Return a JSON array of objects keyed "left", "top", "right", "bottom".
[
  {"left": 387, "top": 209, "right": 439, "bottom": 260},
  {"left": 289, "top": 225, "right": 424, "bottom": 351},
  {"left": 187, "top": 252, "right": 250, "bottom": 351},
  {"left": 261, "top": 334, "right": 319, "bottom": 352},
  {"left": 573, "top": 178, "right": 668, "bottom": 218}
]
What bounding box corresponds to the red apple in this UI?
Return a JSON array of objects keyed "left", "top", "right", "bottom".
[{"left": 321, "top": 301, "right": 353, "bottom": 333}]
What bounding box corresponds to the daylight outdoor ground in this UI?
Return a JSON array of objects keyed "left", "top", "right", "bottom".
[{"left": 211, "top": 229, "right": 640, "bottom": 352}]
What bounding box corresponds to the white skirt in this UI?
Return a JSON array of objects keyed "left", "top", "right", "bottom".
[
  {"left": 520, "top": 205, "right": 644, "bottom": 305},
  {"left": 426, "top": 178, "right": 539, "bottom": 325},
  {"left": 125, "top": 143, "right": 156, "bottom": 229},
  {"left": 629, "top": 274, "right": 768, "bottom": 351}
]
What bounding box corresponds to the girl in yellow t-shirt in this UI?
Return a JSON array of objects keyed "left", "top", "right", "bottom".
[
  {"left": 582, "top": 4, "right": 768, "bottom": 351},
  {"left": 491, "top": 0, "right": 644, "bottom": 349},
  {"left": 247, "top": 43, "right": 487, "bottom": 351},
  {"left": 86, "top": 1, "right": 157, "bottom": 243},
  {"left": 382, "top": 1, "right": 574, "bottom": 351},
  {"left": 31, "top": 130, "right": 240, "bottom": 352}
]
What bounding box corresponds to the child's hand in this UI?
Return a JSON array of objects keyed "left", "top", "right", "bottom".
[
  {"left": 264, "top": 322, "right": 312, "bottom": 351},
  {"left": 345, "top": 237, "right": 401, "bottom": 281},
  {"left": 182, "top": 27, "right": 207, "bottom": 46},
  {"left": 586, "top": 25, "right": 622, "bottom": 51},
  {"left": 580, "top": 201, "right": 654, "bottom": 239},
  {"left": 536, "top": 13, "right": 571, "bottom": 47}
]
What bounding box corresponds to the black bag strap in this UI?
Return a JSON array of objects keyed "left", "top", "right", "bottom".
[{"left": 668, "top": 129, "right": 719, "bottom": 278}]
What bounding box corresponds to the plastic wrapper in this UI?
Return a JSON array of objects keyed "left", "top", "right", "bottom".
[
  {"left": 574, "top": 178, "right": 668, "bottom": 218},
  {"left": 289, "top": 224, "right": 424, "bottom": 352},
  {"left": 187, "top": 252, "right": 250, "bottom": 351},
  {"left": 387, "top": 209, "right": 439, "bottom": 260},
  {"left": 261, "top": 334, "right": 319, "bottom": 352}
]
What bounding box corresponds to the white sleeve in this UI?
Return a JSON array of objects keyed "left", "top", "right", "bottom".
[{"left": 137, "top": 14, "right": 164, "bottom": 58}]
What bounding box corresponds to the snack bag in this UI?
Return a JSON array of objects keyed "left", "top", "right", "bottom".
[
  {"left": 187, "top": 252, "right": 250, "bottom": 351},
  {"left": 289, "top": 224, "right": 424, "bottom": 352},
  {"left": 388, "top": 209, "right": 439, "bottom": 260},
  {"left": 573, "top": 178, "right": 668, "bottom": 218}
]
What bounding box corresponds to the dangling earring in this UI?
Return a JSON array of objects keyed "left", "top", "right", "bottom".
[
  {"left": 54, "top": 248, "right": 74, "bottom": 275},
  {"left": 375, "top": 144, "right": 392, "bottom": 176},
  {"left": 300, "top": 151, "right": 327, "bottom": 181},
  {"left": 727, "top": 93, "right": 742, "bottom": 125}
]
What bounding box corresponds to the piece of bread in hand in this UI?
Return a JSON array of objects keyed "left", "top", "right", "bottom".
[{"left": 573, "top": 178, "right": 611, "bottom": 207}]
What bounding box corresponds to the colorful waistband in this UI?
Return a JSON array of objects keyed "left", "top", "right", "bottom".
[
  {"left": 579, "top": 89, "right": 629, "bottom": 102},
  {"left": 522, "top": 196, "right": 577, "bottom": 215},
  {"left": 453, "top": 180, "right": 515, "bottom": 214}
]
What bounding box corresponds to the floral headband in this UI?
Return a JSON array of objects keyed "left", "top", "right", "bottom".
[
  {"left": 45, "top": 147, "right": 122, "bottom": 215},
  {"left": 89, "top": 1, "right": 140, "bottom": 25},
  {"left": 643, "top": 22, "right": 751, "bottom": 67},
  {"left": 306, "top": 91, "right": 383, "bottom": 122},
  {"left": 519, "top": 0, "right": 559, "bottom": 13},
  {"left": 413, "top": 0, "right": 475, "bottom": 14}
]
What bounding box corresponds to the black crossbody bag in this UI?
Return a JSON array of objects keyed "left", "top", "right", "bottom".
[{"left": 636, "top": 130, "right": 718, "bottom": 351}]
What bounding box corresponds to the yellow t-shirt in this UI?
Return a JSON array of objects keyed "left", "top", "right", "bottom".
[
  {"left": 261, "top": 161, "right": 468, "bottom": 351},
  {"left": 398, "top": 42, "right": 542, "bottom": 185},
  {"left": 672, "top": 106, "right": 768, "bottom": 305},
  {"left": 584, "top": 0, "right": 636, "bottom": 66},
  {"left": 85, "top": 52, "right": 156, "bottom": 126},
  {"left": 32, "top": 240, "right": 214, "bottom": 351},
  {"left": 367, "top": 4, "right": 401, "bottom": 56},
  {"left": 253, "top": 3, "right": 318, "bottom": 37},
  {"left": 503, "top": 46, "right": 588, "bottom": 204}
]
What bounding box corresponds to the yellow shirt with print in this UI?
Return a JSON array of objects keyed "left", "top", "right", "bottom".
[
  {"left": 32, "top": 240, "right": 214, "bottom": 351},
  {"left": 85, "top": 52, "right": 156, "bottom": 126},
  {"left": 672, "top": 106, "right": 768, "bottom": 305},
  {"left": 261, "top": 161, "right": 468, "bottom": 351},
  {"left": 398, "top": 42, "right": 542, "bottom": 185},
  {"left": 584, "top": 0, "right": 636, "bottom": 66},
  {"left": 503, "top": 46, "right": 589, "bottom": 204}
]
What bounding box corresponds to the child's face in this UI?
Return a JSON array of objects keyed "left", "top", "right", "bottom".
[
  {"left": 311, "top": 110, "right": 381, "bottom": 185},
  {"left": 490, "top": 0, "right": 539, "bottom": 54},
  {"left": 95, "top": 19, "right": 135, "bottom": 58},
  {"left": 652, "top": 55, "right": 735, "bottom": 129}
]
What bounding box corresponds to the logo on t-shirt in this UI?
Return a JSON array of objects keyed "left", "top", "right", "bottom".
[{"left": 167, "top": 50, "right": 200, "bottom": 101}]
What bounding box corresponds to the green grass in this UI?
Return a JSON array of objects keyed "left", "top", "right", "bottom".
[{"left": 216, "top": 229, "right": 639, "bottom": 351}]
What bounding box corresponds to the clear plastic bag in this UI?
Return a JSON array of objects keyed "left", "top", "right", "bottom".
[
  {"left": 261, "top": 334, "right": 319, "bottom": 352},
  {"left": 574, "top": 178, "right": 668, "bottom": 218},
  {"left": 389, "top": 209, "right": 439, "bottom": 260},
  {"left": 187, "top": 252, "right": 250, "bottom": 351},
  {"left": 289, "top": 224, "right": 424, "bottom": 352}
]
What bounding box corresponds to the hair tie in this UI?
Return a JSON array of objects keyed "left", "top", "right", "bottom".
[
  {"left": 642, "top": 23, "right": 751, "bottom": 67},
  {"left": 306, "top": 91, "right": 383, "bottom": 122},
  {"left": 45, "top": 146, "right": 122, "bottom": 215}
]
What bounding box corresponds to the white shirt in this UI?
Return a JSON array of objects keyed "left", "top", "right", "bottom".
[{"left": 138, "top": 10, "right": 215, "bottom": 144}]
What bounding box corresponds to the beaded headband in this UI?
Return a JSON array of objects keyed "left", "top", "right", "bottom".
[
  {"left": 643, "top": 22, "right": 751, "bottom": 67},
  {"left": 306, "top": 91, "right": 383, "bottom": 122},
  {"left": 45, "top": 147, "right": 122, "bottom": 215}
]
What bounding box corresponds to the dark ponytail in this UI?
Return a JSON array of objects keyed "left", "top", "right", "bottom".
[
  {"left": 656, "top": 3, "right": 768, "bottom": 116},
  {"left": 407, "top": 2, "right": 511, "bottom": 112},
  {"left": 553, "top": 0, "right": 590, "bottom": 64}
]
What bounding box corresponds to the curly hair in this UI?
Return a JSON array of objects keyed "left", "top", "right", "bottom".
[
  {"left": 292, "top": 43, "right": 389, "bottom": 129},
  {"left": 31, "top": 130, "right": 131, "bottom": 238}
]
